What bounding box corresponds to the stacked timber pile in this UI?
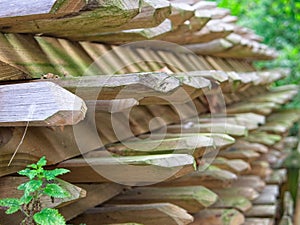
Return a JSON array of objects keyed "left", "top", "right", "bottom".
[{"left": 0, "top": 0, "right": 299, "bottom": 224}]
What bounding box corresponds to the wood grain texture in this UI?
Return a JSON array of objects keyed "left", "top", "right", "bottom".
[
  {"left": 108, "top": 186, "right": 218, "bottom": 213},
  {"left": 0, "top": 81, "right": 86, "bottom": 126},
  {"left": 69, "top": 203, "right": 193, "bottom": 225}
]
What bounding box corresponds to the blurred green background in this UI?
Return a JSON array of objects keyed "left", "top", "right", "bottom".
[{"left": 213, "top": 0, "right": 300, "bottom": 108}]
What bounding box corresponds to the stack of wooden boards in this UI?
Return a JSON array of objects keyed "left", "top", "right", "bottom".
[{"left": 0, "top": 0, "right": 299, "bottom": 224}]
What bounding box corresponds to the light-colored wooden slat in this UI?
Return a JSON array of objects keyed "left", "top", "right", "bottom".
[
  {"left": 232, "top": 176, "right": 266, "bottom": 192},
  {"left": 218, "top": 148, "right": 260, "bottom": 162},
  {"left": 190, "top": 209, "right": 245, "bottom": 225},
  {"left": 57, "top": 153, "right": 195, "bottom": 185},
  {"left": 244, "top": 132, "right": 281, "bottom": 146},
  {"left": 212, "top": 195, "right": 252, "bottom": 212},
  {"left": 244, "top": 205, "right": 277, "bottom": 218},
  {"left": 105, "top": 134, "right": 214, "bottom": 157},
  {"left": 0, "top": 0, "right": 86, "bottom": 18},
  {"left": 85, "top": 99, "right": 139, "bottom": 113},
  {"left": 41, "top": 72, "right": 180, "bottom": 101},
  {"left": 166, "top": 123, "right": 248, "bottom": 136},
  {"left": 0, "top": 82, "right": 86, "bottom": 126},
  {"left": 168, "top": 2, "right": 194, "bottom": 27},
  {"left": 211, "top": 157, "right": 250, "bottom": 174},
  {"left": 152, "top": 167, "right": 237, "bottom": 189},
  {"left": 75, "top": 19, "right": 173, "bottom": 43},
  {"left": 108, "top": 186, "right": 218, "bottom": 213},
  {"left": 212, "top": 187, "right": 259, "bottom": 201},
  {"left": 69, "top": 203, "right": 193, "bottom": 225},
  {"left": 0, "top": 0, "right": 171, "bottom": 40},
  {"left": 244, "top": 218, "right": 274, "bottom": 225}
]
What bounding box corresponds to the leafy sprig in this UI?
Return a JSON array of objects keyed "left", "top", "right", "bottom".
[{"left": 0, "top": 156, "right": 71, "bottom": 225}]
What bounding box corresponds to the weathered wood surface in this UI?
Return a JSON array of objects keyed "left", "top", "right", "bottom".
[
  {"left": 211, "top": 157, "right": 250, "bottom": 174},
  {"left": 105, "top": 134, "right": 215, "bottom": 157},
  {"left": 85, "top": 99, "right": 139, "bottom": 113},
  {"left": 75, "top": 19, "right": 173, "bottom": 43},
  {"left": 166, "top": 123, "right": 248, "bottom": 136},
  {"left": 212, "top": 195, "right": 252, "bottom": 212},
  {"left": 244, "top": 218, "right": 274, "bottom": 225},
  {"left": 61, "top": 183, "right": 123, "bottom": 221},
  {"left": 232, "top": 176, "right": 266, "bottom": 192},
  {"left": 244, "top": 205, "right": 277, "bottom": 218},
  {"left": 58, "top": 154, "right": 195, "bottom": 185},
  {"left": 0, "top": 82, "right": 86, "bottom": 126},
  {"left": 218, "top": 148, "right": 260, "bottom": 162},
  {"left": 108, "top": 186, "right": 218, "bottom": 213},
  {"left": 0, "top": 0, "right": 171, "bottom": 40},
  {"left": 168, "top": 2, "right": 194, "bottom": 27},
  {"left": 190, "top": 209, "right": 245, "bottom": 225},
  {"left": 69, "top": 203, "right": 194, "bottom": 225},
  {"left": 45, "top": 72, "right": 180, "bottom": 101},
  {"left": 212, "top": 187, "right": 259, "bottom": 201},
  {"left": 152, "top": 167, "right": 237, "bottom": 189}
]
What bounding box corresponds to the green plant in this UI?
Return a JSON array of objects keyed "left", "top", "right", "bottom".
[{"left": 0, "top": 156, "right": 71, "bottom": 225}]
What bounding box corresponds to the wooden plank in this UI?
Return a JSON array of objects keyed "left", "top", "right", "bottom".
[
  {"left": 0, "top": 0, "right": 85, "bottom": 18},
  {"left": 105, "top": 135, "right": 214, "bottom": 157},
  {"left": 185, "top": 39, "right": 233, "bottom": 55},
  {"left": 86, "top": 99, "right": 139, "bottom": 113},
  {"left": 212, "top": 187, "right": 259, "bottom": 201},
  {"left": 190, "top": 209, "right": 245, "bottom": 225},
  {"left": 43, "top": 72, "right": 181, "bottom": 101},
  {"left": 245, "top": 132, "right": 281, "bottom": 146},
  {"left": 211, "top": 157, "right": 250, "bottom": 174},
  {"left": 165, "top": 123, "right": 248, "bottom": 136},
  {"left": 168, "top": 2, "right": 194, "bottom": 27},
  {"left": 58, "top": 154, "right": 195, "bottom": 185},
  {"left": 244, "top": 218, "right": 274, "bottom": 225},
  {"left": 69, "top": 203, "right": 194, "bottom": 225},
  {"left": 0, "top": 0, "right": 171, "bottom": 40},
  {"left": 218, "top": 148, "right": 260, "bottom": 162},
  {"left": 0, "top": 82, "right": 86, "bottom": 126},
  {"left": 108, "top": 186, "right": 218, "bottom": 213},
  {"left": 212, "top": 195, "right": 252, "bottom": 212},
  {"left": 227, "top": 101, "right": 280, "bottom": 115},
  {"left": 244, "top": 205, "right": 277, "bottom": 218},
  {"left": 75, "top": 19, "right": 173, "bottom": 43},
  {"left": 152, "top": 167, "right": 237, "bottom": 189},
  {"left": 232, "top": 176, "right": 266, "bottom": 192},
  {"left": 61, "top": 183, "right": 123, "bottom": 221}
]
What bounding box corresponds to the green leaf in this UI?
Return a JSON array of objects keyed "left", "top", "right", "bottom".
[
  {"left": 27, "top": 163, "right": 38, "bottom": 169},
  {"left": 43, "top": 184, "right": 70, "bottom": 198},
  {"left": 37, "top": 156, "right": 47, "bottom": 168},
  {"left": 33, "top": 208, "right": 66, "bottom": 225},
  {"left": 19, "top": 195, "right": 33, "bottom": 205},
  {"left": 18, "top": 168, "right": 38, "bottom": 180},
  {"left": 0, "top": 198, "right": 21, "bottom": 214},
  {"left": 43, "top": 169, "right": 70, "bottom": 181},
  {"left": 18, "top": 180, "right": 43, "bottom": 196}
]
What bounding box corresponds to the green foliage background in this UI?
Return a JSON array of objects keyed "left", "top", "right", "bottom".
[{"left": 213, "top": 0, "right": 300, "bottom": 108}]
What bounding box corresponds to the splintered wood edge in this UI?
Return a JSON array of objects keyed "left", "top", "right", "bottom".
[{"left": 0, "top": 81, "right": 86, "bottom": 126}]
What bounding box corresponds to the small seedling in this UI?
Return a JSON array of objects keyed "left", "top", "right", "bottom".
[{"left": 0, "top": 156, "right": 71, "bottom": 225}]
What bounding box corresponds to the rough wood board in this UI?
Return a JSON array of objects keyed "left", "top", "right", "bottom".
[
  {"left": 190, "top": 209, "right": 245, "bottom": 225},
  {"left": 69, "top": 203, "right": 194, "bottom": 225},
  {"left": 58, "top": 154, "right": 195, "bottom": 185},
  {"left": 108, "top": 186, "right": 218, "bottom": 213},
  {"left": 0, "top": 0, "right": 171, "bottom": 40},
  {"left": 0, "top": 81, "right": 86, "bottom": 126}
]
